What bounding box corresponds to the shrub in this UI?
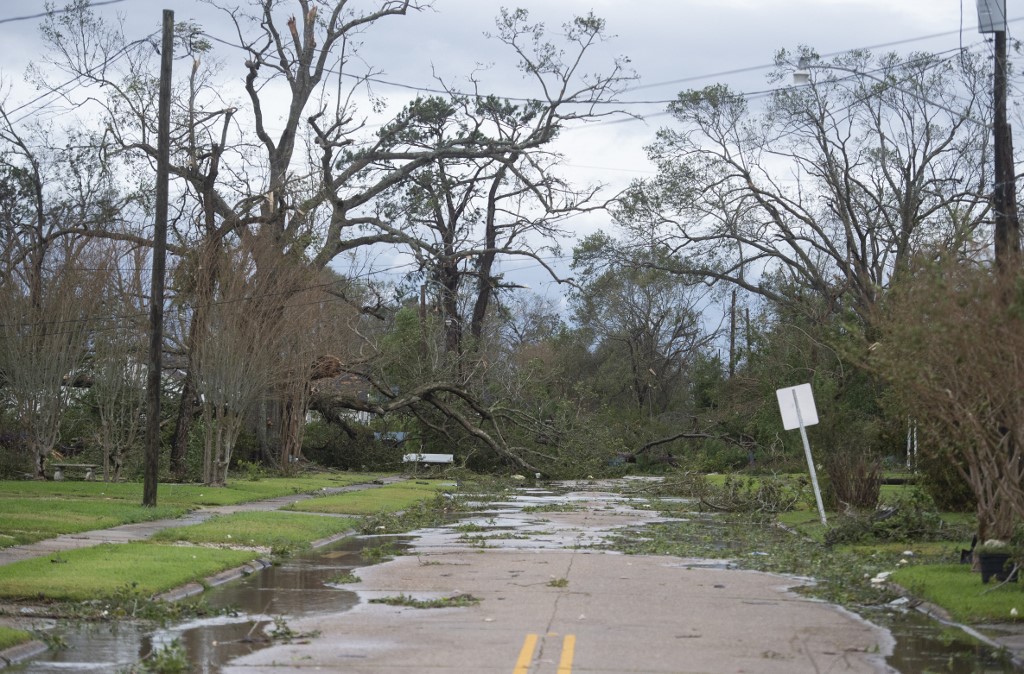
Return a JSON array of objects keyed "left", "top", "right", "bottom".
[{"left": 823, "top": 491, "right": 955, "bottom": 546}]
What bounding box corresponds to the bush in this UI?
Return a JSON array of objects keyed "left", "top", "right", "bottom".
[
  {"left": 914, "top": 447, "right": 975, "bottom": 512},
  {"left": 823, "top": 450, "right": 881, "bottom": 511},
  {"left": 823, "top": 491, "right": 955, "bottom": 546},
  {"left": 302, "top": 420, "right": 400, "bottom": 470},
  {"left": 685, "top": 439, "right": 751, "bottom": 473},
  {"left": 700, "top": 474, "right": 806, "bottom": 513}
]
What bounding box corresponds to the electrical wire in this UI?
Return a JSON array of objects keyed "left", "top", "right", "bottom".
[{"left": 0, "top": 0, "right": 125, "bottom": 25}]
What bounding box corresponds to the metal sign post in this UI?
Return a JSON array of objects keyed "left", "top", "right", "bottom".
[{"left": 776, "top": 383, "right": 827, "bottom": 526}]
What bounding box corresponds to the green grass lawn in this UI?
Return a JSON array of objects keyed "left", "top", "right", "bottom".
[
  {"left": 0, "top": 472, "right": 384, "bottom": 548},
  {"left": 892, "top": 563, "right": 1024, "bottom": 623},
  {"left": 0, "top": 626, "right": 34, "bottom": 650},
  {"left": 0, "top": 543, "right": 257, "bottom": 601},
  {"left": 286, "top": 480, "right": 449, "bottom": 515},
  {"left": 0, "top": 499, "right": 186, "bottom": 548},
  {"left": 152, "top": 511, "right": 358, "bottom": 550}
]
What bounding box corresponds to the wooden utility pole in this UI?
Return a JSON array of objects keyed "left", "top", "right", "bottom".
[
  {"left": 993, "top": 29, "right": 1020, "bottom": 268},
  {"left": 143, "top": 10, "right": 173, "bottom": 507},
  {"left": 728, "top": 289, "right": 736, "bottom": 377},
  {"left": 980, "top": 0, "right": 1020, "bottom": 268}
]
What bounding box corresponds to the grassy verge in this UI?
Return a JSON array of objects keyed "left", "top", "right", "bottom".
[
  {"left": 0, "top": 625, "right": 34, "bottom": 650},
  {"left": 0, "top": 472, "right": 383, "bottom": 548},
  {"left": 630, "top": 475, "right": 1023, "bottom": 628},
  {"left": 152, "top": 511, "right": 358, "bottom": 552},
  {"left": 0, "top": 543, "right": 256, "bottom": 602},
  {"left": 286, "top": 480, "right": 450, "bottom": 515},
  {"left": 891, "top": 563, "right": 1024, "bottom": 623},
  {"left": 0, "top": 500, "right": 184, "bottom": 548}
]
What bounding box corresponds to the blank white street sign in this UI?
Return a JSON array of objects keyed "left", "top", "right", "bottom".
[
  {"left": 775, "top": 382, "right": 826, "bottom": 525},
  {"left": 776, "top": 383, "right": 818, "bottom": 430}
]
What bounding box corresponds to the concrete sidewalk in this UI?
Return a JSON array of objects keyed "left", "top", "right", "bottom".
[{"left": 0, "top": 478, "right": 404, "bottom": 567}]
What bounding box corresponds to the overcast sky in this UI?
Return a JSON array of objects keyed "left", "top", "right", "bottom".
[{"left": 0, "top": 0, "right": 1014, "bottom": 302}]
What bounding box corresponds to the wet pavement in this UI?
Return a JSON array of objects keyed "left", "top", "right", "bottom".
[
  {"left": 222, "top": 485, "right": 894, "bottom": 673},
  {"left": 3, "top": 478, "right": 1023, "bottom": 672}
]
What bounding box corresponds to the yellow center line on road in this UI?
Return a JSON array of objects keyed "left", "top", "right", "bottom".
[
  {"left": 513, "top": 633, "right": 576, "bottom": 674},
  {"left": 558, "top": 634, "right": 576, "bottom": 673},
  {"left": 513, "top": 633, "right": 539, "bottom": 674}
]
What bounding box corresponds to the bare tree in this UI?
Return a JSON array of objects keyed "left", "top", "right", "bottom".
[
  {"left": 193, "top": 237, "right": 321, "bottom": 485},
  {"left": 878, "top": 260, "right": 1024, "bottom": 542},
  {"left": 29, "top": 2, "right": 634, "bottom": 469},
  {"left": 570, "top": 233, "right": 717, "bottom": 415},
  {"left": 0, "top": 245, "right": 110, "bottom": 478},
  {"left": 615, "top": 47, "right": 991, "bottom": 327},
  {"left": 0, "top": 110, "right": 129, "bottom": 478},
  {"left": 89, "top": 245, "right": 149, "bottom": 481}
]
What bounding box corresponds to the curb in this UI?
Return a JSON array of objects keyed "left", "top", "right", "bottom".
[
  {"left": 0, "top": 640, "right": 48, "bottom": 668},
  {"left": 153, "top": 527, "right": 361, "bottom": 603},
  {"left": 889, "top": 581, "right": 1024, "bottom": 668},
  {"left": 154, "top": 558, "right": 274, "bottom": 602}
]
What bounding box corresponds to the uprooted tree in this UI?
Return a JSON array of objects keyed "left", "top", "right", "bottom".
[{"left": 27, "top": 1, "right": 635, "bottom": 476}]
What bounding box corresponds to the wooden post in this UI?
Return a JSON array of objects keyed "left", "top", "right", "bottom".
[
  {"left": 993, "top": 28, "right": 1020, "bottom": 268},
  {"left": 143, "top": 10, "right": 173, "bottom": 507}
]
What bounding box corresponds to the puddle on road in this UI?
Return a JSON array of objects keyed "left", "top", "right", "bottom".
[{"left": 9, "top": 535, "right": 411, "bottom": 674}]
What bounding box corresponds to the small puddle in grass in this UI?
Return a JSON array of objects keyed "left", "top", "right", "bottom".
[{"left": 9, "top": 535, "right": 411, "bottom": 674}]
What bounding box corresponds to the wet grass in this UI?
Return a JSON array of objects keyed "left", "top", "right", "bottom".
[
  {"left": 285, "top": 480, "right": 450, "bottom": 515},
  {"left": 0, "top": 625, "right": 33, "bottom": 650},
  {"left": 520, "top": 502, "right": 582, "bottom": 513},
  {"left": 328, "top": 571, "right": 360, "bottom": 585},
  {"left": 606, "top": 513, "right": 907, "bottom": 608},
  {"left": 892, "top": 563, "right": 1024, "bottom": 623},
  {"left": 0, "top": 543, "right": 256, "bottom": 601},
  {"left": 369, "top": 593, "right": 480, "bottom": 609},
  {"left": 0, "top": 499, "right": 184, "bottom": 548},
  {"left": 151, "top": 511, "right": 358, "bottom": 552},
  {"left": 0, "top": 473, "right": 384, "bottom": 548}
]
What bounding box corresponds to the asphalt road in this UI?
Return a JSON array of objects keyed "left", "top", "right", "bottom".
[{"left": 222, "top": 484, "right": 893, "bottom": 673}]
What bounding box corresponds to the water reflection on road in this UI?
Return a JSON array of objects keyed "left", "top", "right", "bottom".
[
  {"left": 9, "top": 481, "right": 1023, "bottom": 673},
  {"left": 11, "top": 535, "right": 410, "bottom": 674}
]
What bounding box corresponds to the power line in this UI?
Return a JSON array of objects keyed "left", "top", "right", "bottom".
[
  {"left": 0, "top": 0, "right": 126, "bottom": 25},
  {"left": 199, "top": 18, "right": 1010, "bottom": 108}
]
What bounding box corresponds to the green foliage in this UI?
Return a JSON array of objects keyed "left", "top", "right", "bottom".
[
  {"left": 914, "top": 448, "right": 975, "bottom": 512},
  {"left": 360, "top": 541, "right": 401, "bottom": 564},
  {"left": 267, "top": 615, "right": 320, "bottom": 642},
  {"left": 302, "top": 420, "right": 389, "bottom": 471},
  {"left": 369, "top": 593, "right": 480, "bottom": 609},
  {"left": 682, "top": 439, "right": 751, "bottom": 473},
  {"left": 699, "top": 474, "right": 807, "bottom": 514},
  {"left": 234, "top": 459, "right": 267, "bottom": 482},
  {"left": 823, "top": 491, "right": 958, "bottom": 546},
  {"left": 138, "top": 638, "right": 188, "bottom": 674}
]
